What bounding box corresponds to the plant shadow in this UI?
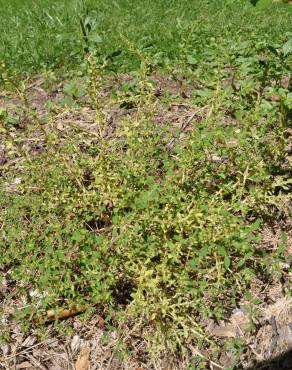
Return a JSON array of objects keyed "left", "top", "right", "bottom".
[{"left": 244, "top": 348, "right": 292, "bottom": 370}]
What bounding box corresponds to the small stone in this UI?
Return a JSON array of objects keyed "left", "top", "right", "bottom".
[
  {"left": 210, "top": 155, "right": 228, "bottom": 164},
  {"left": 212, "top": 324, "right": 237, "bottom": 338},
  {"left": 279, "top": 263, "right": 290, "bottom": 270}
]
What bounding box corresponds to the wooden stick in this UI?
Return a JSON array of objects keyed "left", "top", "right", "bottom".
[{"left": 46, "top": 306, "right": 86, "bottom": 323}]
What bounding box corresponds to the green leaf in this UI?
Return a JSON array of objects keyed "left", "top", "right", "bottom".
[
  {"left": 275, "top": 232, "right": 287, "bottom": 257},
  {"left": 255, "top": 0, "right": 272, "bottom": 8},
  {"left": 283, "top": 39, "right": 292, "bottom": 56},
  {"left": 89, "top": 33, "right": 103, "bottom": 44},
  {"left": 249, "top": 219, "right": 261, "bottom": 232},
  {"left": 237, "top": 258, "right": 246, "bottom": 268},
  {"left": 224, "top": 255, "right": 231, "bottom": 269},
  {"left": 199, "top": 245, "right": 209, "bottom": 258},
  {"left": 218, "top": 245, "right": 227, "bottom": 256},
  {"left": 71, "top": 230, "right": 83, "bottom": 242},
  {"left": 186, "top": 55, "right": 198, "bottom": 65},
  {"left": 188, "top": 258, "right": 197, "bottom": 269},
  {"left": 244, "top": 268, "right": 256, "bottom": 279},
  {"left": 0, "top": 108, "right": 7, "bottom": 119}
]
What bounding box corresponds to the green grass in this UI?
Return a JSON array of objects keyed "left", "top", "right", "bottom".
[
  {"left": 0, "top": 0, "right": 291, "bottom": 73},
  {"left": 0, "top": 0, "right": 292, "bottom": 367}
]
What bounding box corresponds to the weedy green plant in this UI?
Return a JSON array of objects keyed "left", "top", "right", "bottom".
[
  {"left": 1, "top": 0, "right": 291, "bottom": 367},
  {"left": 1, "top": 39, "right": 291, "bottom": 361}
]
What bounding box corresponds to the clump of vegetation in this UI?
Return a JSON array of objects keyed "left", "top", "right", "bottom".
[{"left": 0, "top": 0, "right": 291, "bottom": 367}]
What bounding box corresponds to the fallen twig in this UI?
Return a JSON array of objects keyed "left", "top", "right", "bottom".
[{"left": 46, "top": 306, "right": 86, "bottom": 323}]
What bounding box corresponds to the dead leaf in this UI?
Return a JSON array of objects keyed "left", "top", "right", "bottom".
[
  {"left": 270, "top": 95, "right": 280, "bottom": 102},
  {"left": 76, "top": 348, "right": 90, "bottom": 370},
  {"left": 227, "top": 138, "right": 238, "bottom": 147},
  {"left": 56, "top": 122, "right": 64, "bottom": 130},
  {"left": 281, "top": 75, "right": 290, "bottom": 89},
  {"left": 1, "top": 343, "right": 10, "bottom": 356},
  {"left": 16, "top": 362, "right": 32, "bottom": 369},
  {"left": 71, "top": 335, "right": 85, "bottom": 354},
  {"left": 22, "top": 335, "right": 37, "bottom": 347}
]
